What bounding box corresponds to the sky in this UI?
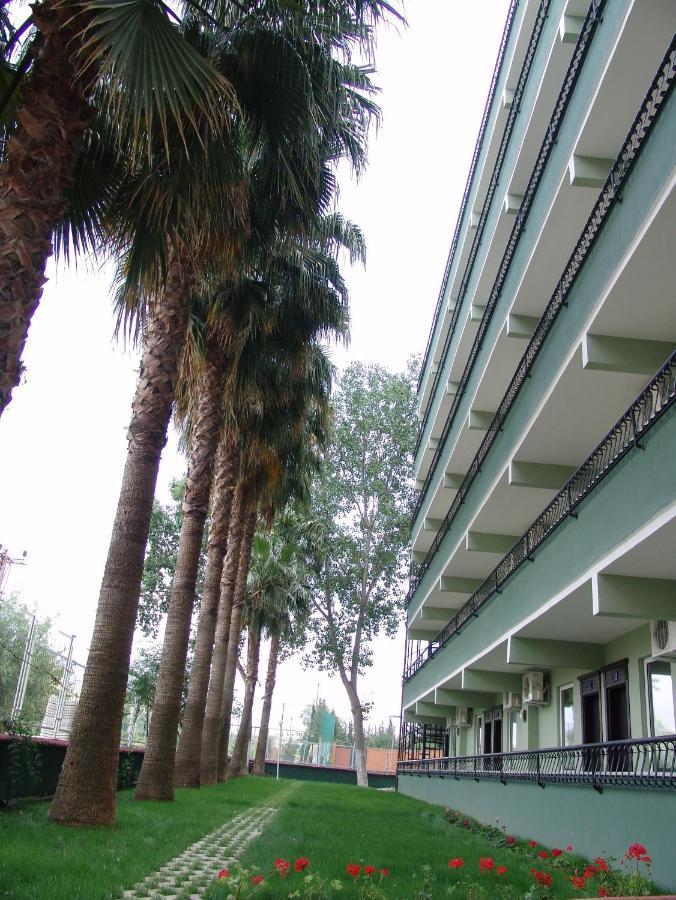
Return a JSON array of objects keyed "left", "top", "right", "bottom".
[{"left": 0, "top": 1, "right": 511, "bottom": 737}]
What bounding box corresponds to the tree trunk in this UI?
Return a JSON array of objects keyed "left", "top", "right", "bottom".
[
  {"left": 216, "top": 506, "right": 257, "bottom": 782},
  {"left": 226, "top": 625, "right": 261, "bottom": 778},
  {"left": 174, "top": 433, "right": 240, "bottom": 788},
  {"left": 0, "top": 0, "right": 93, "bottom": 416},
  {"left": 135, "top": 347, "right": 228, "bottom": 801},
  {"left": 252, "top": 632, "right": 280, "bottom": 775},
  {"left": 49, "top": 260, "right": 193, "bottom": 825},
  {"left": 199, "top": 482, "right": 247, "bottom": 784},
  {"left": 340, "top": 672, "right": 368, "bottom": 787}
]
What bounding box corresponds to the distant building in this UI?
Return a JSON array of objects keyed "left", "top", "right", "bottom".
[{"left": 398, "top": 0, "right": 676, "bottom": 888}]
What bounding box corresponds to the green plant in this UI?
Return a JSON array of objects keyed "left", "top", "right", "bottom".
[
  {"left": 4, "top": 717, "right": 42, "bottom": 802},
  {"left": 117, "top": 752, "right": 137, "bottom": 790}
]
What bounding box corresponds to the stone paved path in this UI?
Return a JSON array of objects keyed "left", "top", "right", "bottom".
[{"left": 117, "top": 804, "right": 278, "bottom": 899}]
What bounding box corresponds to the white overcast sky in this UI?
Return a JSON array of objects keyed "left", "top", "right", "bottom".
[{"left": 0, "top": 1, "right": 510, "bottom": 734}]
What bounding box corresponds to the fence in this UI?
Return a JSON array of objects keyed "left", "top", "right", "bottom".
[
  {"left": 227, "top": 722, "right": 398, "bottom": 774},
  {"left": 0, "top": 602, "right": 85, "bottom": 738},
  {"left": 397, "top": 736, "right": 676, "bottom": 791}
]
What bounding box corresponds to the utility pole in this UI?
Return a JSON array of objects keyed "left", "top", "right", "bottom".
[
  {"left": 276, "top": 703, "right": 285, "bottom": 780},
  {"left": 53, "top": 632, "right": 75, "bottom": 738},
  {"left": 10, "top": 612, "right": 36, "bottom": 721}
]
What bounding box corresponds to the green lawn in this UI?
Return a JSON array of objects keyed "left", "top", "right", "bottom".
[
  {"left": 0, "top": 777, "right": 662, "bottom": 899},
  {"left": 0, "top": 778, "right": 286, "bottom": 900},
  {"left": 206, "top": 781, "right": 544, "bottom": 898}
]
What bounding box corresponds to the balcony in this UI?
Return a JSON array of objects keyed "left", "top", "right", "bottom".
[
  {"left": 398, "top": 735, "right": 676, "bottom": 791},
  {"left": 406, "top": 352, "right": 676, "bottom": 680}
]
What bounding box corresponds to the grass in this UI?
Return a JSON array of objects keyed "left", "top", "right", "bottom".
[
  {"left": 0, "top": 778, "right": 287, "bottom": 899},
  {"left": 1, "top": 777, "right": 663, "bottom": 899},
  {"left": 206, "top": 781, "right": 556, "bottom": 898}
]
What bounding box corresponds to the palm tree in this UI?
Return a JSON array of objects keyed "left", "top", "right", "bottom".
[
  {"left": 252, "top": 512, "right": 315, "bottom": 775},
  {"left": 48, "top": 12, "right": 326, "bottom": 825},
  {"left": 173, "top": 430, "right": 239, "bottom": 788},
  {"left": 221, "top": 340, "right": 333, "bottom": 780},
  {"left": 0, "top": 1, "right": 234, "bottom": 416},
  {"left": 232, "top": 515, "right": 313, "bottom": 778},
  {"left": 49, "top": 0, "right": 391, "bottom": 824},
  {"left": 0, "top": 0, "right": 400, "bottom": 415}
]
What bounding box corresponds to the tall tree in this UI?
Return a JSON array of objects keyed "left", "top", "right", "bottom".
[
  {"left": 305, "top": 360, "right": 417, "bottom": 786},
  {"left": 174, "top": 432, "right": 239, "bottom": 787},
  {"left": 0, "top": 0, "right": 233, "bottom": 416}
]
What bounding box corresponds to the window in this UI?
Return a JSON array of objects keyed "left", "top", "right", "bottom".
[
  {"left": 476, "top": 714, "right": 483, "bottom": 755},
  {"left": 509, "top": 710, "right": 519, "bottom": 752},
  {"left": 646, "top": 659, "right": 676, "bottom": 736},
  {"left": 560, "top": 685, "right": 575, "bottom": 747}
]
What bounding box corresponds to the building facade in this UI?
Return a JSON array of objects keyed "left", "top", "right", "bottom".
[{"left": 397, "top": 0, "right": 676, "bottom": 888}]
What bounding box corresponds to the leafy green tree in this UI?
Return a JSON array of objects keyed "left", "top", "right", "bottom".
[
  {"left": 0, "top": 594, "right": 64, "bottom": 732},
  {"left": 123, "top": 646, "right": 163, "bottom": 744},
  {"left": 305, "top": 359, "right": 418, "bottom": 785}
]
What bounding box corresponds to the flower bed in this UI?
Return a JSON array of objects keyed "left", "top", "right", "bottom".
[{"left": 208, "top": 808, "right": 661, "bottom": 899}]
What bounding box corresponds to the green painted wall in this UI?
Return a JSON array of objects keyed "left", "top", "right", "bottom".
[
  {"left": 415, "top": 0, "right": 637, "bottom": 496},
  {"left": 405, "top": 404, "right": 676, "bottom": 708},
  {"left": 398, "top": 774, "right": 676, "bottom": 891},
  {"left": 411, "top": 76, "right": 676, "bottom": 615}
]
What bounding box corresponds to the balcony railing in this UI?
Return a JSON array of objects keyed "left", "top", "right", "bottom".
[
  {"left": 397, "top": 736, "right": 676, "bottom": 791},
  {"left": 414, "top": 0, "right": 603, "bottom": 467},
  {"left": 417, "top": 0, "right": 520, "bottom": 396},
  {"left": 404, "top": 352, "right": 676, "bottom": 682},
  {"left": 409, "top": 37, "right": 676, "bottom": 599},
  {"left": 416, "top": 0, "right": 551, "bottom": 442}
]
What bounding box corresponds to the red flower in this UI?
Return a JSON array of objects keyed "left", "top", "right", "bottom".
[
  {"left": 294, "top": 858, "right": 310, "bottom": 873},
  {"left": 497, "top": 866, "right": 507, "bottom": 875},
  {"left": 274, "top": 858, "right": 290, "bottom": 876},
  {"left": 571, "top": 875, "right": 587, "bottom": 889},
  {"left": 583, "top": 864, "right": 597, "bottom": 878},
  {"left": 566, "top": 844, "right": 574, "bottom": 852},
  {"left": 534, "top": 871, "right": 552, "bottom": 887},
  {"left": 641, "top": 855, "right": 652, "bottom": 863},
  {"left": 505, "top": 835, "right": 516, "bottom": 846},
  {"left": 627, "top": 843, "right": 648, "bottom": 859},
  {"left": 538, "top": 850, "right": 549, "bottom": 859},
  {"left": 218, "top": 869, "right": 230, "bottom": 879},
  {"left": 346, "top": 863, "right": 361, "bottom": 878},
  {"left": 528, "top": 840, "right": 538, "bottom": 848},
  {"left": 250, "top": 875, "right": 264, "bottom": 885},
  {"left": 448, "top": 859, "right": 465, "bottom": 869},
  {"left": 551, "top": 848, "right": 563, "bottom": 858},
  {"left": 599, "top": 889, "right": 610, "bottom": 898},
  {"left": 479, "top": 857, "right": 494, "bottom": 871},
  {"left": 364, "top": 866, "right": 376, "bottom": 876},
  {"left": 379, "top": 868, "right": 390, "bottom": 877},
  {"left": 594, "top": 857, "right": 609, "bottom": 872},
  {"left": 463, "top": 818, "right": 472, "bottom": 827}
]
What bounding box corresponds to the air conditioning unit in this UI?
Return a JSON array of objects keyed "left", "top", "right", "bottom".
[
  {"left": 522, "top": 671, "right": 548, "bottom": 705},
  {"left": 503, "top": 692, "right": 522, "bottom": 710},
  {"left": 454, "top": 706, "right": 472, "bottom": 727},
  {"left": 650, "top": 621, "right": 676, "bottom": 659}
]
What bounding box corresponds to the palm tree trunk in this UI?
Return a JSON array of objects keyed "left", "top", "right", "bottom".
[
  {"left": 174, "top": 433, "right": 240, "bottom": 788},
  {"left": 252, "top": 632, "right": 280, "bottom": 776},
  {"left": 49, "top": 259, "right": 193, "bottom": 826},
  {"left": 226, "top": 625, "right": 261, "bottom": 778},
  {"left": 199, "top": 482, "right": 247, "bottom": 784},
  {"left": 0, "top": 0, "right": 93, "bottom": 416},
  {"left": 216, "top": 505, "right": 257, "bottom": 781},
  {"left": 135, "top": 347, "right": 228, "bottom": 801}
]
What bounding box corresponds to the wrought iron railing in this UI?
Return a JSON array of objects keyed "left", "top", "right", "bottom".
[
  {"left": 397, "top": 736, "right": 676, "bottom": 791},
  {"left": 417, "top": 0, "right": 520, "bottom": 396},
  {"left": 416, "top": 0, "right": 551, "bottom": 440},
  {"left": 408, "top": 36, "right": 676, "bottom": 601},
  {"left": 404, "top": 352, "right": 676, "bottom": 682}
]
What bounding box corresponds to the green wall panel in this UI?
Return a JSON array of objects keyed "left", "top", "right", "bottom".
[{"left": 399, "top": 774, "right": 676, "bottom": 891}]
